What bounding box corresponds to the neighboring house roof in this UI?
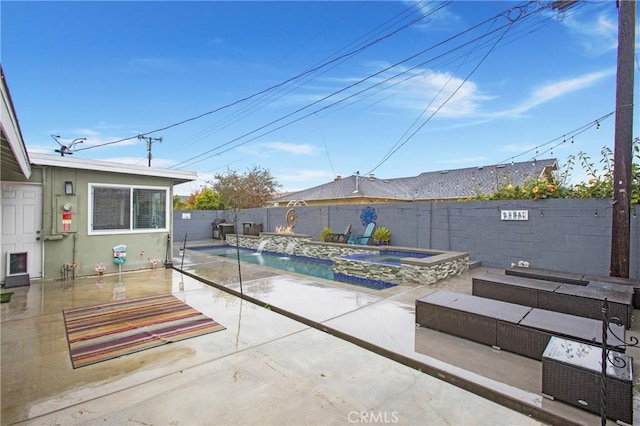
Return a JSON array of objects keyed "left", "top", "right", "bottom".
[
  {"left": 1, "top": 64, "right": 31, "bottom": 181},
  {"left": 274, "top": 159, "right": 558, "bottom": 203},
  {"left": 29, "top": 153, "right": 197, "bottom": 185}
]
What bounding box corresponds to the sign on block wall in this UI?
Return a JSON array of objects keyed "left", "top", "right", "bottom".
[{"left": 500, "top": 210, "right": 529, "bottom": 221}]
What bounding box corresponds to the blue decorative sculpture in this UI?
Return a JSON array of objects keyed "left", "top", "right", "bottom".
[{"left": 360, "top": 206, "right": 377, "bottom": 226}]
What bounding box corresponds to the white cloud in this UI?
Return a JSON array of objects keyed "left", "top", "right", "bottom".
[
  {"left": 235, "top": 141, "right": 320, "bottom": 157},
  {"left": 235, "top": 145, "right": 267, "bottom": 157},
  {"left": 265, "top": 142, "right": 319, "bottom": 155},
  {"left": 408, "top": 1, "right": 463, "bottom": 32},
  {"left": 495, "top": 69, "right": 614, "bottom": 117},
  {"left": 409, "top": 71, "right": 488, "bottom": 117},
  {"left": 561, "top": 10, "right": 618, "bottom": 56},
  {"left": 360, "top": 64, "right": 491, "bottom": 118}
]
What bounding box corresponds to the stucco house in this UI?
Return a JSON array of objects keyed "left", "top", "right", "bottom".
[
  {"left": 1, "top": 65, "right": 196, "bottom": 283},
  {"left": 273, "top": 159, "right": 558, "bottom": 207}
]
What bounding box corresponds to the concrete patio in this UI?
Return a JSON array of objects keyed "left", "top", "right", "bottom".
[{"left": 1, "top": 240, "right": 638, "bottom": 425}]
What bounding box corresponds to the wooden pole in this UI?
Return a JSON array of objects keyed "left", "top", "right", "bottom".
[{"left": 610, "top": 0, "right": 636, "bottom": 278}]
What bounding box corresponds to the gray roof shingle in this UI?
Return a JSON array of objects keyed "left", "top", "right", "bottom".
[{"left": 275, "top": 158, "right": 558, "bottom": 203}]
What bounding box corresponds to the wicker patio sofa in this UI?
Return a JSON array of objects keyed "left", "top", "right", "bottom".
[
  {"left": 506, "top": 265, "right": 640, "bottom": 308},
  {"left": 415, "top": 290, "right": 626, "bottom": 360},
  {"left": 538, "top": 283, "right": 633, "bottom": 329},
  {"left": 505, "top": 266, "right": 589, "bottom": 285},
  {"left": 472, "top": 272, "right": 634, "bottom": 329},
  {"left": 472, "top": 272, "right": 561, "bottom": 307}
]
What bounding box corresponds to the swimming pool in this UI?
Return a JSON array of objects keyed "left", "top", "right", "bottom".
[{"left": 191, "top": 246, "right": 396, "bottom": 290}]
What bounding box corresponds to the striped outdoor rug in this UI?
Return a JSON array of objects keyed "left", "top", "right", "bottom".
[{"left": 63, "top": 294, "right": 225, "bottom": 368}]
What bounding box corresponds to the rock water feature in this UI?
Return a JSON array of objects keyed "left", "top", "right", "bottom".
[{"left": 226, "top": 231, "right": 470, "bottom": 287}]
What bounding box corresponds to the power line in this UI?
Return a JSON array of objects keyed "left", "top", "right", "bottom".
[
  {"left": 165, "top": 2, "right": 440, "bottom": 154},
  {"left": 73, "top": 0, "right": 586, "bottom": 176},
  {"left": 365, "top": 4, "right": 531, "bottom": 175},
  {"left": 171, "top": 3, "right": 540, "bottom": 170},
  {"left": 74, "top": 1, "right": 444, "bottom": 154}
]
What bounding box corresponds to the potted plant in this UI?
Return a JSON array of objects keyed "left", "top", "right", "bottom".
[
  {"left": 372, "top": 226, "right": 391, "bottom": 245},
  {"left": 319, "top": 226, "right": 333, "bottom": 242}
]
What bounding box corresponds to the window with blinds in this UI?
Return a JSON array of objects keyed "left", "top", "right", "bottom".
[{"left": 90, "top": 184, "right": 168, "bottom": 233}]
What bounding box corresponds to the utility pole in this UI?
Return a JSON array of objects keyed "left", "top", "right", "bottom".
[
  {"left": 138, "top": 135, "right": 163, "bottom": 167},
  {"left": 610, "top": 0, "right": 636, "bottom": 278}
]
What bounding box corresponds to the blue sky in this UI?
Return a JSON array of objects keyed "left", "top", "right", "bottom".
[{"left": 2, "top": 1, "right": 635, "bottom": 195}]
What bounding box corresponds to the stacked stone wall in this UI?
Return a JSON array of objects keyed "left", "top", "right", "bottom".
[{"left": 227, "top": 233, "right": 468, "bottom": 286}]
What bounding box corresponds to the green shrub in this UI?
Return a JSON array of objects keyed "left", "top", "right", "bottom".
[
  {"left": 372, "top": 226, "right": 391, "bottom": 244},
  {"left": 470, "top": 143, "right": 639, "bottom": 204},
  {"left": 319, "top": 226, "right": 333, "bottom": 241}
]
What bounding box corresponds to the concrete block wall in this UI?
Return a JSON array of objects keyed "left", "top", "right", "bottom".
[{"left": 174, "top": 198, "right": 639, "bottom": 279}]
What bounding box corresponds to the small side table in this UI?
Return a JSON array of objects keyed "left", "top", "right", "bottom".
[{"left": 542, "top": 336, "right": 633, "bottom": 425}]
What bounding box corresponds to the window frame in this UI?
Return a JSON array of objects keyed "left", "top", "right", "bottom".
[{"left": 88, "top": 183, "right": 170, "bottom": 235}]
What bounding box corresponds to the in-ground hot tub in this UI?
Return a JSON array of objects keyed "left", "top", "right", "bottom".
[
  {"left": 342, "top": 250, "right": 433, "bottom": 265},
  {"left": 335, "top": 248, "right": 468, "bottom": 286}
]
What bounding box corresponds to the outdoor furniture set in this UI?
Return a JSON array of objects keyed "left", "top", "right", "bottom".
[
  {"left": 415, "top": 271, "right": 635, "bottom": 424},
  {"left": 472, "top": 272, "right": 634, "bottom": 329},
  {"left": 506, "top": 265, "right": 640, "bottom": 309},
  {"left": 415, "top": 290, "right": 626, "bottom": 360}
]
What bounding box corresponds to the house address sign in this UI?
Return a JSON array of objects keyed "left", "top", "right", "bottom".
[{"left": 500, "top": 210, "right": 529, "bottom": 221}]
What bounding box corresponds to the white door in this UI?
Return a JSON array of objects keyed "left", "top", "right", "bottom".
[{"left": 1, "top": 183, "right": 43, "bottom": 281}]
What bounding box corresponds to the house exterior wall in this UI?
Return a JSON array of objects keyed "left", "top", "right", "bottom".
[
  {"left": 32, "top": 165, "right": 175, "bottom": 279},
  {"left": 175, "top": 198, "right": 639, "bottom": 279}
]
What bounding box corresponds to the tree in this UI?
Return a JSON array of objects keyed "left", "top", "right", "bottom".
[
  {"left": 173, "top": 195, "right": 189, "bottom": 210},
  {"left": 211, "top": 165, "right": 281, "bottom": 209},
  {"left": 193, "top": 187, "right": 225, "bottom": 210}
]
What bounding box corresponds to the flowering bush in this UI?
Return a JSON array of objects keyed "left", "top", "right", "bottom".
[{"left": 471, "top": 142, "right": 639, "bottom": 204}]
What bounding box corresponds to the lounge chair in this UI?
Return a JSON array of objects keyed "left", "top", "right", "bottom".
[
  {"left": 348, "top": 222, "right": 375, "bottom": 245},
  {"left": 328, "top": 225, "right": 351, "bottom": 243}
]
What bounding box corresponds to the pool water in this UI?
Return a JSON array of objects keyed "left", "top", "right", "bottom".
[
  {"left": 344, "top": 250, "right": 432, "bottom": 265},
  {"left": 191, "top": 246, "right": 396, "bottom": 290},
  {"left": 198, "top": 246, "right": 334, "bottom": 280}
]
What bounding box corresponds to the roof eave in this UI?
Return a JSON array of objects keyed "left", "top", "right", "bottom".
[
  {"left": 29, "top": 153, "right": 197, "bottom": 185},
  {"left": 1, "top": 65, "right": 31, "bottom": 179}
]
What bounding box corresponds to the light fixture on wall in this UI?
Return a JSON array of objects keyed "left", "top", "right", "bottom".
[{"left": 64, "top": 181, "right": 74, "bottom": 195}]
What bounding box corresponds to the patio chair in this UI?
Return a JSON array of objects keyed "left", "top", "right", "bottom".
[
  {"left": 348, "top": 222, "right": 375, "bottom": 245},
  {"left": 328, "top": 225, "right": 351, "bottom": 243}
]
